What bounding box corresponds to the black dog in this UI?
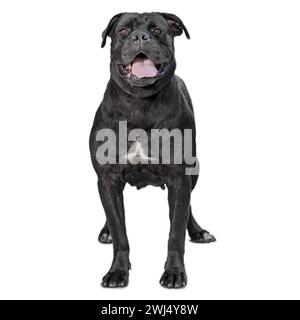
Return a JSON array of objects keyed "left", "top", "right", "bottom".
[{"left": 90, "top": 12, "right": 215, "bottom": 288}]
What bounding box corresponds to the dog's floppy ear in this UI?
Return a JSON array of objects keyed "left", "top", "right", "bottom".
[
  {"left": 101, "top": 13, "right": 125, "bottom": 48},
  {"left": 158, "top": 12, "right": 190, "bottom": 39}
]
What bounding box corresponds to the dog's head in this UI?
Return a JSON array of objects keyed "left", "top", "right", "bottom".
[{"left": 101, "top": 12, "right": 190, "bottom": 97}]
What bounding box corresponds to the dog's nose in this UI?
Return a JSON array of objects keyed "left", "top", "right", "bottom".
[{"left": 131, "top": 31, "right": 150, "bottom": 44}]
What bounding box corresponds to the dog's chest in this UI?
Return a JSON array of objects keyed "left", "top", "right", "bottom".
[{"left": 125, "top": 101, "right": 159, "bottom": 129}]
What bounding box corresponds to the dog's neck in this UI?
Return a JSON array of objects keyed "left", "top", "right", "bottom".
[{"left": 109, "top": 75, "right": 176, "bottom": 100}]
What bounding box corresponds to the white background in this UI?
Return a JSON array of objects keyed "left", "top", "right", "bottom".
[{"left": 0, "top": 0, "right": 299, "bottom": 300}]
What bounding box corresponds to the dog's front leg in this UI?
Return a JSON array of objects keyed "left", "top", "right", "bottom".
[
  {"left": 160, "top": 175, "right": 191, "bottom": 288},
  {"left": 97, "top": 174, "right": 130, "bottom": 288}
]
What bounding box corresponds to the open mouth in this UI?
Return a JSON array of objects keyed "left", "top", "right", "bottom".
[{"left": 119, "top": 53, "right": 166, "bottom": 80}]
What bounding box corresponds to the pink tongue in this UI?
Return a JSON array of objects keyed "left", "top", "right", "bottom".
[{"left": 131, "top": 57, "right": 158, "bottom": 78}]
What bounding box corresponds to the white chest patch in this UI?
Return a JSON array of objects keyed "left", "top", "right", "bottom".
[{"left": 124, "top": 141, "right": 156, "bottom": 164}]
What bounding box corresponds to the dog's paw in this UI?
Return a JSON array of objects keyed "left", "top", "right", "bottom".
[
  {"left": 98, "top": 231, "right": 112, "bottom": 244},
  {"left": 101, "top": 271, "right": 129, "bottom": 288},
  {"left": 189, "top": 230, "right": 216, "bottom": 243},
  {"left": 160, "top": 270, "right": 187, "bottom": 289}
]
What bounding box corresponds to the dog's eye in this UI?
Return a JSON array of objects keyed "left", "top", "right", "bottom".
[
  {"left": 119, "top": 28, "right": 129, "bottom": 37},
  {"left": 152, "top": 28, "right": 162, "bottom": 35}
]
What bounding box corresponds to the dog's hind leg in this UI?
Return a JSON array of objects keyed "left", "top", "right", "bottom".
[
  {"left": 187, "top": 206, "right": 216, "bottom": 243},
  {"left": 98, "top": 221, "right": 112, "bottom": 244}
]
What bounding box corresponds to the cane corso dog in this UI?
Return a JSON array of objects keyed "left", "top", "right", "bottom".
[{"left": 89, "top": 12, "right": 216, "bottom": 288}]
